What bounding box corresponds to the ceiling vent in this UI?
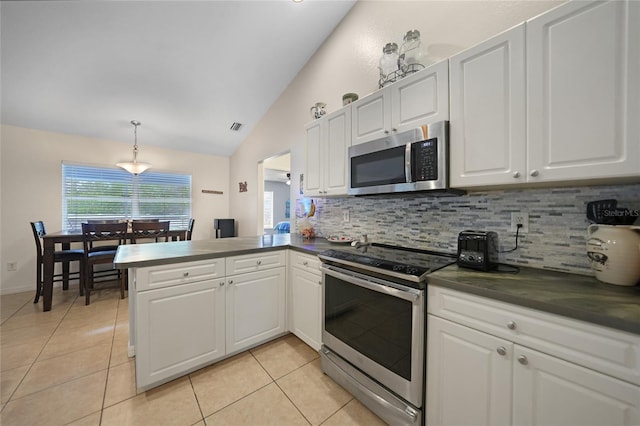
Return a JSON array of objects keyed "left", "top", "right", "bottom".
[{"left": 230, "top": 122, "right": 243, "bottom": 131}]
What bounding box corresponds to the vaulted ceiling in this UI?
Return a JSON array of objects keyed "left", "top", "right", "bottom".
[{"left": 1, "top": 1, "right": 355, "bottom": 156}]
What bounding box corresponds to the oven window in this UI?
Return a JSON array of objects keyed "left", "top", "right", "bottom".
[
  {"left": 350, "top": 146, "right": 406, "bottom": 188},
  {"left": 324, "top": 274, "right": 412, "bottom": 380}
]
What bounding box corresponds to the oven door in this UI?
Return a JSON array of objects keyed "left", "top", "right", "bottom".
[{"left": 321, "top": 264, "right": 425, "bottom": 407}]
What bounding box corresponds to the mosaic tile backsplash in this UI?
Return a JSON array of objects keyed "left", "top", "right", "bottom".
[{"left": 296, "top": 183, "right": 640, "bottom": 275}]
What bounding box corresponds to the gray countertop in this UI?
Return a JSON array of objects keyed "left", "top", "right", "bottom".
[
  {"left": 115, "top": 235, "right": 639, "bottom": 335},
  {"left": 429, "top": 265, "right": 640, "bottom": 335}
]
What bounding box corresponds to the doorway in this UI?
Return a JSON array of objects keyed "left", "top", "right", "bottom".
[{"left": 260, "top": 152, "right": 291, "bottom": 235}]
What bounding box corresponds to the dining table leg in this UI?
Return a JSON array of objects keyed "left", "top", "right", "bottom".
[{"left": 42, "top": 238, "right": 55, "bottom": 311}]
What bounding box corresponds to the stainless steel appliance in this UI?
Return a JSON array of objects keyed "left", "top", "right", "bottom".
[
  {"left": 457, "top": 230, "right": 499, "bottom": 271},
  {"left": 318, "top": 244, "right": 456, "bottom": 425},
  {"left": 348, "top": 120, "right": 464, "bottom": 196}
]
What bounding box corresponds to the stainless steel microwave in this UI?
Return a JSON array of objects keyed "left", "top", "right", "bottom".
[{"left": 348, "top": 120, "right": 463, "bottom": 196}]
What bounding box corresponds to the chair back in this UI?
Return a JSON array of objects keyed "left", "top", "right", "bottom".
[
  {"left": 186, "top": 218, "right": 195, "bottom": 241},
  {"left": 86, "top": 219, "right": 122, "bottom": 224},
  {"left": 130, "top": 221, "right": 170, "bottom": 243},
  {"left": 30, "top": 221, "right": 47, "bottom": 258},
  {"left": 81, "top": 222, "right": 128, "bottom": 253}
]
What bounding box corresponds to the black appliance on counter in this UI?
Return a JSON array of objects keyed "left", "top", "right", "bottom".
[
  {"left": 213, "top": 218, "right": 235, "bottom": 238},
  {"left": 457, "top": 230, "right": 499, "bottom": 271},
  {"left": 318, "top": 243, "right": 456, "bottom": 426}
]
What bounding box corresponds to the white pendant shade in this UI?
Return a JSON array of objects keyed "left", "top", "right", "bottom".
[
  {"left": 118, "top": 120, "right": 151, "bottom": 175},
  {"left": 116, "top": 161, "right": 152, "bottom": 175}
]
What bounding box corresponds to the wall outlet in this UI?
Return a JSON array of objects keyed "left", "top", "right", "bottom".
[
  {"left": 511, "top": 212, "right": 529, "bottom": 233},
  {"left": 7, "top": 262, "right": 17, "bottom": 272},
  {"left": 343, "top": 209, "right": 350, "bottom": 222}
]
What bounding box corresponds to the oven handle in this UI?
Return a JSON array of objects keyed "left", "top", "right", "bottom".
[{"left": 320, "top": 265, "right": 420, "bottom": 302}]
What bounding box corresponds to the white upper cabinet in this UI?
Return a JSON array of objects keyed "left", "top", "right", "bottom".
[
  {"left": 526, "top": 0, "right": 640, "bottom": 182},
  {"left": 304, "top": 106, "right": 351, "bottom": 197},
  {"left": 450, "top": 0, "right": 639, "bottom": 187},
  {"left": 352, "top": 60, "right": 449, "bottom": 146},
  {"left": 450, "top": 24, "right": 526, "bottom": 187}
]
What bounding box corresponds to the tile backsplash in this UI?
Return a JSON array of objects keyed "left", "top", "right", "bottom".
[{"left": 296, "top": 183, "right": 640, "bottom": 275}]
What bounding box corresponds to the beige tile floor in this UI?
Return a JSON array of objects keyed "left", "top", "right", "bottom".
[{"left": 0, "top": 284, "right": 387, "bottom": 426}]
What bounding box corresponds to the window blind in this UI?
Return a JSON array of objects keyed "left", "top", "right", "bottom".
[{"left": 62, "top": 163, "right": 192, "bottom": 232}]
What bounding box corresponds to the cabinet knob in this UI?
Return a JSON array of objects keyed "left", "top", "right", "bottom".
[
  {"left": 228, "top": 279, "right": 234, "bottom": 285},
  {"left": 303, "top": 261, "right": 308, "bottom": 266},
  {"left": 220, "top": 281, "right": 225, "bottom": 287},
  {"left": 513, "top": 171, "right": 521, "bottom": 178},
  {"left": 384, "top": 130, "right": 390, "bottom": 134},
  {"left": 517, "top": 355, "right": 529, "bottom": 365},
  {"left": 256, "top": 260, "right": 262, "bottom": 265},
  {"left": 496, "top": 346, "right": 507, "bottom": 356},
  {"left": 391, "top": 128, "right": 397, "bottom": 132},
  {"left": 183, "top": 272, "right": 189, "bottom": 277},
  {"left": 507, "top": 321, "right": 517, "bottom": 330},
  {"left": 530, "top": 169, "right": 539, "bottom": 177}
]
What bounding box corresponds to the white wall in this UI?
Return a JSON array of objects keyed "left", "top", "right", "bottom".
[
  {"left": 0, "top": 124, "right": 230, "bottom": 294},
  {"left": 229, "top": 0, "right": 563, "bottom": 236}
]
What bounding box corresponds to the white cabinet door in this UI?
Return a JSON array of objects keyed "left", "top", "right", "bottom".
[
  {"left": 290, "top": 266, "right": 321, "bottom": 351},
  {"left": 391, "top": 59, "right": 450, "bottom": 132},
  {"left": 526, "top": 0, "right": 640, "bottom": 182},
  {"left": 351, "top": 89, "right": 391, "bottom": 145},
  {"left": 225, "top": 267, "right": 286, "bottom": 354},
  {"left": 513, "top": 345, "right": 640, "bottom": 426},
  {"left": 427, "top": 315, "right": 512, "bottom": 426},
  {"left": 135, "top": 279, "right": 226, "bottom": 390},
  {"left": 324, "top": 107, "right": 351, "bottom": 196},
  {"left": 304, "top": 120, "right": 323, "bottom": 196},
  {"left": 450, "top": 24, "right": 527, "bottom": 187}
]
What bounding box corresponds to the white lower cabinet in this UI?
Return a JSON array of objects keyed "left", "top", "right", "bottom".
[
  {"left": 427, "top": 286, "right": 640, "bottom": 426},
  {"left": 133, "top": 252, "right": 287, "bottom": 391},
  {"left": 135, "top": 278, "right": 226, "bottom": 390},
  {"left": 427, "top": 316, "right": 512, "bottom": 426},
  {"left": 288, "top": 251, "right": 322, "bottom": 350},
  {"left": 225, "top": 267, "right": 286, "bottom": 354}
]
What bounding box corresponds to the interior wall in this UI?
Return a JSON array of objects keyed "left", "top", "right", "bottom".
[
  {"left": 229, "top": 0, "right": 563, "bottom": 236},
  {"left": 0, "top": 124, "right": 230, "bottom": 294}
]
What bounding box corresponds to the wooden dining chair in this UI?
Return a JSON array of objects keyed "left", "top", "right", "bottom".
[
  {"left": 130, "top": 221, "right": 170, "bottom": 244},
  {"left": 30, "top": 221, "right": 85, "bottom": 304},
  {"left": 81, "top": 222, "right": 128, "bottom": 305},
  {"left": 186, "top": 218, "right": 195, "bottom": 241}
]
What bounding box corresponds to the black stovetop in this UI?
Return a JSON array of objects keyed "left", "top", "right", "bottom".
[{"left": 318, "top": 243, "right": 456, "bottom": 284}]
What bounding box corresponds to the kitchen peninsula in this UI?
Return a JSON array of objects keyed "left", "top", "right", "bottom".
[{"left": 115, "top": 235, "right": 640, "bottom": 399}]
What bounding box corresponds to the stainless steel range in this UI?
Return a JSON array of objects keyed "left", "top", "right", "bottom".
[{"left": 318, "top": 243, "right": 456, "bottom": 426}]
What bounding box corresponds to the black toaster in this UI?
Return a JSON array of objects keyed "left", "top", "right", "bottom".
[{"left": 457, "top": 230, "right": 499, "bottom": 271}]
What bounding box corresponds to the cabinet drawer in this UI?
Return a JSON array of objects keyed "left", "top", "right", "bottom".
[
  {"left": 226, "top": 250, "right": 286, "bottom": 276},
  {"left": 428, "top": 285, "right": 640, "bottom": 386},
  {"left": 289, "top": 251, "right": 321, "bottom": 273},
  {"left": 135, "top": 258, "right": 225, "bottom": 292}
]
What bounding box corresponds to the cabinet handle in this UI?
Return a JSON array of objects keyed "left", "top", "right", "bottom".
[
  {"left": 496, "top": 346, "right": 507, "bottom": 356},
  {"left": 507, "top": 321, "right": 517, "bottom": 330},
  {"left": 517, "top": 355, "right": 528, "bottom": 365},
  {"left": 530, "top": 169, "right": 539, "bottom": 177},
  {"left": 183, "top": 272, "right": 189, "bottom": 277},
  {"left": 513, "top": 171, "right": 521, "bottom": 178}
]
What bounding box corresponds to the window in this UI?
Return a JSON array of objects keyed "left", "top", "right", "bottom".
[
  {"left": 62, "top": 163, "right": 192, "bottom": 232},
  {"left": 263, "top": 191, "right": 274, "bottom": 229}
]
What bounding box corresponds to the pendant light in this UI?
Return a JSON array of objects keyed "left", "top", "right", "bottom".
[{"left": 117, "top": 120, "right": 152, "bottom": 175}]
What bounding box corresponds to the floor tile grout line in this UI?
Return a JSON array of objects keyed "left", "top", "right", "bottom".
[
  {"left": 97, "top": 296, "right": 123, "bottom": 426},
  {"left": 187, "top": 374, "right": 207, "bottom": 424},
  {"left": 1, "top": 292, "right": 77, "bottom": 408}
]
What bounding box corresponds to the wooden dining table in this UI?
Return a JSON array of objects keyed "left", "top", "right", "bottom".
[{"left": 41, "top": 229, "right": 187, "bottom": 311}]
